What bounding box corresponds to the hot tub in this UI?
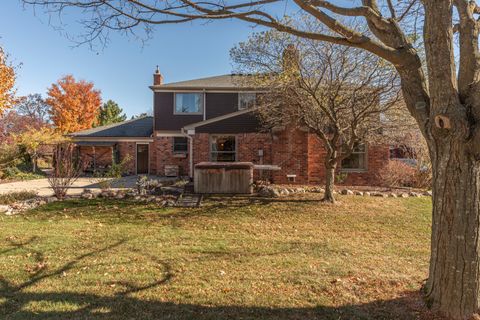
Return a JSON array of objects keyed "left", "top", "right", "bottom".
[{"left": 194, "top": 162, "right": 254, "bottom": 194}]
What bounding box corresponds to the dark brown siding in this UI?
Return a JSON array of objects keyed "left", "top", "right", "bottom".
[
  {"left": 205, "top": 93, "right": 238, "bottom": 119},
  {"left": 154, "top": 92, "right": 203, "bottom": 131},
  {"left": 196, "top": 112, "right": 262, "bottom": 133}
]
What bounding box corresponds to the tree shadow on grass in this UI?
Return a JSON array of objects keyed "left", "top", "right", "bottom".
[{"left": 0, "top": 238, "right": 443, "bottom": 320}]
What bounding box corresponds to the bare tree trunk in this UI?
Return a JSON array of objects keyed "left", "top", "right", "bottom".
[
  {"left": 322, "top": 151, "right": 337, "bottom": 203},
  {"left": 32, "top": 154, "right": 37, "bottom": 173},
  {"left": 322, "top": 165, "right": 336, "bottom": 203},
  {"left": 424, "top": 139, "right": 480, "bottom": 319}
]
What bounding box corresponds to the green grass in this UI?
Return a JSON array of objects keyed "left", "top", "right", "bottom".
[{"left": 0, "top": 194, "right": 434, "bottom": 320}]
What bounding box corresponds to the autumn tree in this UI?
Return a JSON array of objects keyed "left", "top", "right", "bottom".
[
  {"left": 14, "top": 126, "right": 65, "bottom": 172},
  {"left": 96, "top": 99, "right": 126, "bottom": 127},
  {"left": 20, "top": 0, "right": 480, "bottom": 318},
  {"left": 232, "top": 27, "right": 402, "bottom": 202},
  {"left": 15, "top": 93, "right": 50, "bottom": 125},
  {"left": 46, "top": 75, "right": 101, "bottom": 133},
  {"left": 0, "top": 46, "right": 17, "bottom": 117}
]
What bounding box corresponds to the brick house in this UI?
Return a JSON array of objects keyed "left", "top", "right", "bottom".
[{"left": 71, "top": 70, "right": 390, "bottom": 185}]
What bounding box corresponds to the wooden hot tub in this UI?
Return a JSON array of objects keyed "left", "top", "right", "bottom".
[{"left": 194, "top": 162, "right": 254, "bottom": 194}]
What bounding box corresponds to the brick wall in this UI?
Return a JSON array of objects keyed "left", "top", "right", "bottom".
[
  {"left": 307, "top": 134, "right": 390, "bottom": 186},
  {"left": 341, "top": 145, "right": 390, "bottom": 186},
  {"left": 154, "top": 130, "right": 390, "bottom": 186},
  {"left": 116, "top": 142, "right": 136, "bottom": 175},
  {"left": 307, "top": 134, "right": 328, "bottom": 184},
  {"left": 151, "top": 136, "right": 190, "bottom": 176},
  {"left": 270, "top": 128, "right": 309, "bottom": 184}
]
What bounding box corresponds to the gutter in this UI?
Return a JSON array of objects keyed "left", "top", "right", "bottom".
[{"left": 180, "top": 127, "right": 195, "bottom": 179}]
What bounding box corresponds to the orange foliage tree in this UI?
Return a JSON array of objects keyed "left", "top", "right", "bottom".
[
  {"left": 46, "top": 75, "right": 101, "bottom": 133},
  {"left": 0, "top": 47, "right": 17, "bottom": 117}
]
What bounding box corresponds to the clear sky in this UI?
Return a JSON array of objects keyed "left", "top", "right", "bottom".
[{"left": 0, "top": 1, "right": 269, "bottom": 117}]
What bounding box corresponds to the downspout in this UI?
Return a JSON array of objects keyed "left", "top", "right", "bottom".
[{"left": 181, "top": 128, "right": 194, "bottom": 180}]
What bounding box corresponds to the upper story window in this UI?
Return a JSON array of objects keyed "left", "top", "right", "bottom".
[
  {"left": 238, "top": 93, "right": 256, "bottom": 110},
  {"left": 174, "top": 93, "right": 204, "bottom": 114}
]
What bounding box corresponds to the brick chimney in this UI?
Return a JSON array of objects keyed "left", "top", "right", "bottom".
[{"left": 153, "top": 65, "right": 163, "bottom": 85}]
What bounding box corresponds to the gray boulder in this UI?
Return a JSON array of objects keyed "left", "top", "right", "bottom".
[{"left": 340, "top": 189, "right": 354, "bottom": 195}]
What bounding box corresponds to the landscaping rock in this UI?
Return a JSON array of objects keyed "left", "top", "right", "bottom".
[
  {"left": 372, "top": 192, "right": 387, "bottom": 198},
  {"left": 0, "top": 205, "right": 11, "bottom": 214},
  {"left": 340, "top": 189, "right": 354, "bottom": 195},
  {"left": 160, "top": 187, "right": 183, "bottom": 197},
  {"left": 409, "top": 192, "right": 422, "bottom": 197},
  {"left": 363, "top": 192, "right": 371, "bottom": 197},
  {"left": 424, "top": 191, "right": 433, "bottom": 197},
  {"left": 115, "top": 193, "right": 126, "bottom": 200},
  {"left": 388, "top": 193, "right": 398, "bottom": 198},
  {"left": 81, "top": 193, "right": 94, "bottom": 199},
  {"left": 258, "top": 186, "right": 281, "bottom": 197},
  {"left": 46, "top": 197, "right": 58, "bottom": 203},
  {"left": 354, "top": 191, "right": 364, "bottom": 196},
  {"left": 310, "top": 187, "right": 323, "bottom": 193},
  {"left": 161, "top": 199, "right": 176, "bottom": 207},
  {"left": 399, "top": 193, "right": 409, "bottom": 198}
]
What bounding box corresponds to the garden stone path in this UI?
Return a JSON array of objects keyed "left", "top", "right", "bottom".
[{"left": 175, "top": 194, "right": 203, "bottom": 207}]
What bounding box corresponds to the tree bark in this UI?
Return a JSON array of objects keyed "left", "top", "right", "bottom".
[
  {"left": 32, "top": 153, "right": 37, "bottom": 173},
  {"left": 322, "top": 166, "right": 336, "bottom": 203},
  {"left": 424, "top": 135, "right": 480, "bottom": 319}
]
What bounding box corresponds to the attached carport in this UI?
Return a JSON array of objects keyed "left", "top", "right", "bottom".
[
  {"left": 75, "top": 141, "right": 117, "bottom": 173},
  {"left": 69, "top": 117, "right": 154, "bottom": 175}
]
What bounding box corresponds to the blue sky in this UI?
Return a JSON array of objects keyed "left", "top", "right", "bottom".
[{"left": 0, "top": 1, "right": 269, "bottom": 117}]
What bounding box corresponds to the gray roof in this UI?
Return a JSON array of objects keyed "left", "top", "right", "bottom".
[
  {"left": 70, "top": 116, "right": 153, "bottom": 138},
  {"left": 151, "top": 74, "right": 259, "bottom": 90},
  {"left": 75, "top": 141, "right": 116, "bottom": 146}
]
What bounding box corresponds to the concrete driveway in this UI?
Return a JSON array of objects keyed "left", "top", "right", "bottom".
[{"left": 0, "top": 176, "right": 143, "bottom": 197}]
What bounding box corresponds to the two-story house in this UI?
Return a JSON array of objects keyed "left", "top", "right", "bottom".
[{"left": 71, "top": 69, "right": 390, "bottom": 185}]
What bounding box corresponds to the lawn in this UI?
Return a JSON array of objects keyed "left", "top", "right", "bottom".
[{"left": 0, "top": 194, "right": 435, "bottom": 319}]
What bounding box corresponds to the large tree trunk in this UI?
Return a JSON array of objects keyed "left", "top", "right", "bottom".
[
  {"left": 424, "top": 136, "right": 480, "bottom": 319},
  {"left": 323, "top": 165, "right": 336, "bottom": 203},
  {"left": 322, "top": 150, "right": 337, "bottom": 203}
]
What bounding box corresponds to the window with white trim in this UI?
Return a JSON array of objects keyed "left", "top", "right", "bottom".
[
  {"left": 341, "top": 143, "right": 367, "bottom": 171},
  {"left": 238, "top": 93, "right": 256, "bottom": 110},
  {"left": 210, "top": 136, "right": 236, "bottom": 162},
  {"left": 174, "top": 93, "right": 204, "bottom": 114},
  {"left": 173, "top": 137, "right": 188, "bottom": 153}
]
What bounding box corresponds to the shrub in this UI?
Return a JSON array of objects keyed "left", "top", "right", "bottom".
[
  {"left": 48, "top": 143, "right": 83, "bottom": 199},
  {"left": 104, "top": 155, "right": 132, "bottom": 178},
  {"left": 335, "top": 172, "right": 348, "bottom": 184},
  {"left": 378, "top": 160, "right": 429, "bottom": 188},
  {"left": 0, "top": 191, "right": 38, "bottom": 205},
  {"left": 136, "top": 176, "right": 161, "bottom": 195}
]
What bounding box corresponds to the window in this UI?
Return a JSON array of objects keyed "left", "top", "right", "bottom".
[
  {"left": 175, "top": 93, "right": 204, "bottom": 114},
  {"left": 238, "top": 93, "right": 256, "bottom": 110},
  {"left": 173, "top": 137, "right": 188, "bottom": 153},
  {"left": 341, "top": 143, "right": 367, "bottom": 171},
  {"left": 211, "top": 136, "right": 236, "bottom": 162}
]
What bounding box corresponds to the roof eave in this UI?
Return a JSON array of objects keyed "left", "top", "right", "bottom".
[{"left": 149, "top": 85, "right": 265, "bottom": 92}]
